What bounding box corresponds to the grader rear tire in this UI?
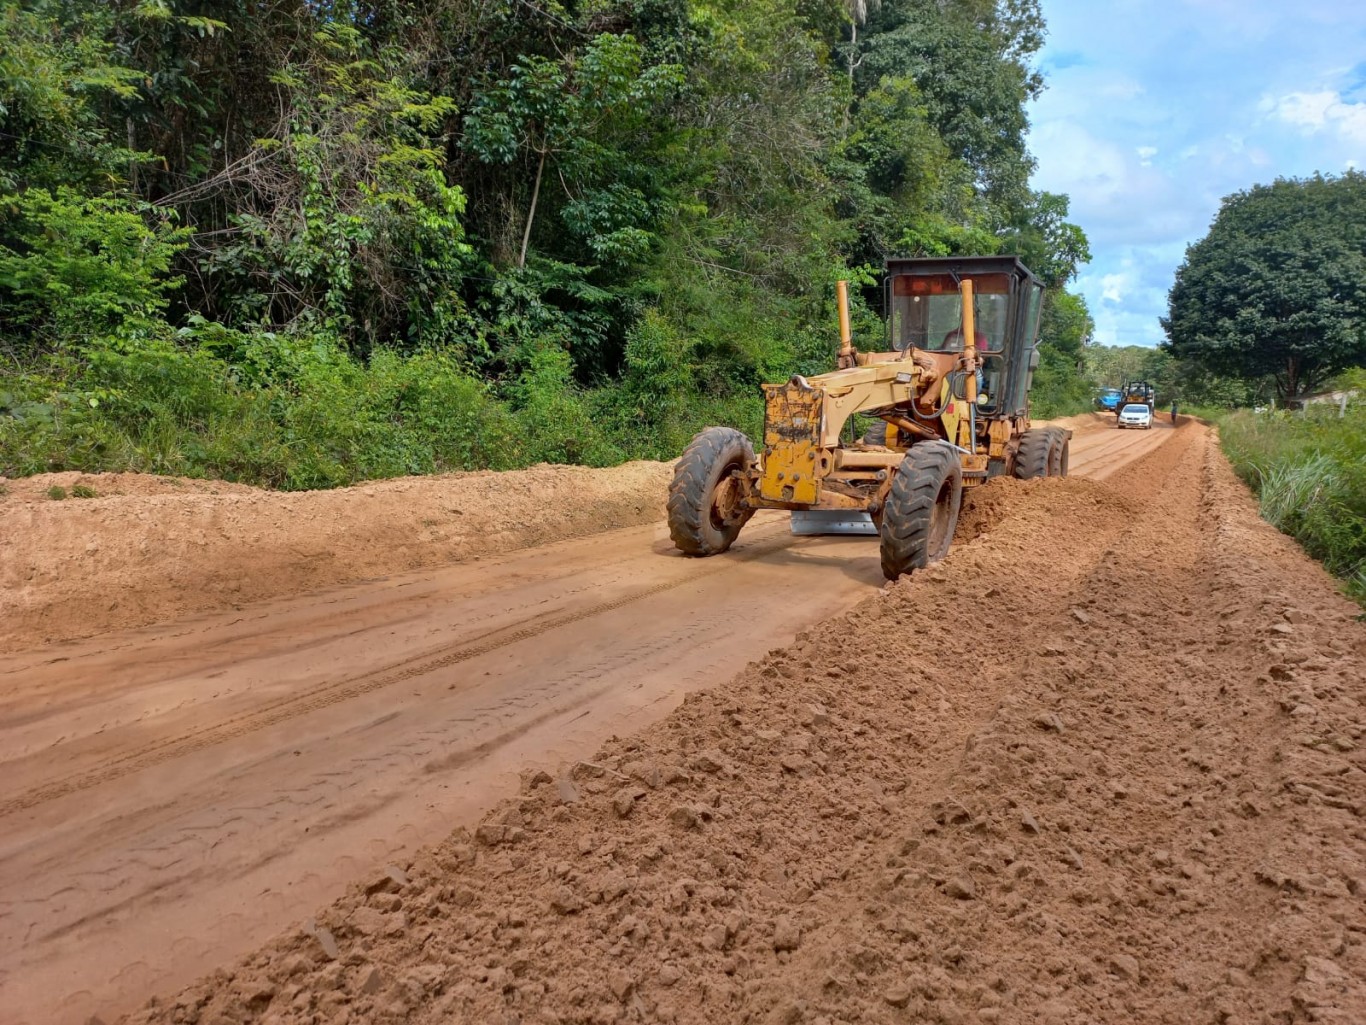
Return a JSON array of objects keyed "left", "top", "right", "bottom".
[
  {"left": 1047, "top": 428, "right": 1069, "bottom": 477},
  {"left": 1013, "top": 427, "right": 1052, "bottom": 480},
  {"left": 863, "top": 421, "right": 893, "bottom": 447},
  {"left": 879, "top": 442, "right": 963, "bottom": 580},
  {"left": 667, "top": 427, "right": 756, "bottom": 556}
]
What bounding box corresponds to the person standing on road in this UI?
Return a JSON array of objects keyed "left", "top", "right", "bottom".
[{"left": 1171, "top": 400, "right": 1179, "bottom": 423}]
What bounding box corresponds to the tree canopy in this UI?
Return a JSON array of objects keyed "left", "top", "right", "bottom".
[
  {"left": 1163, "top": 172, "right": 1366, "bottom": 402},
  {"left": 1, "top": 0, "right": 1093, "bottom": 486}
]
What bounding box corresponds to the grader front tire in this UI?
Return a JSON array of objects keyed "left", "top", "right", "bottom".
[
  {"left": 879, "top": 442, "right": 963, "bottom": 581},
  {"left": 1047, "top": 428, "right": 1069, "bottom": 477},
  {"left": 667, "top": 427, "right": 756, "bottom": 556},
  {"left": 1013, "top": 427, "right": 1052, "bottom": 480}
]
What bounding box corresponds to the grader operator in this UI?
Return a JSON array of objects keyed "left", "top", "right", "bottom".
[{"left": 666, "top": 256, "right": 1070, "bottom": 580}]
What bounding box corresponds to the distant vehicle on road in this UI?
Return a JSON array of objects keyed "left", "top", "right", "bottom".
[
  {"left": 1117, "top": 403, "right": 1153, "bottom": 429},
  {"left": 1096, "top": 387, "right": 1123, "bottom": 411},
  {"left": 1118, "top": 380, "right": 1156, "bottom": 413}
]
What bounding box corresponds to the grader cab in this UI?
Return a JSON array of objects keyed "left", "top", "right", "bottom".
[
  {"left": 1118, "top": 380, "right": 1156, "bottom": 414},
  {"left": 666, "top": 256, "right": 1071, "bottom": 580}
]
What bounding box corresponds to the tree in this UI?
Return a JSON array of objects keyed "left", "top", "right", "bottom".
[
  {"left": 1004, "top": 191, "right": 1090, "bottom": 288},
  {"left": 462, "top": 33, "right": 682, "bottom": 270},
  {"left": 1030, "top": 287, "right": 1092, "bottom": 416},
  {"left": 857, "top": 0, "right": 1043, "bottom": 214},
  {"left": 1084, "top": 343, "right": 1150, "bottom": 389},
  {"left": 843, "top": 0, "right": 882, "bottom": 103},
  {"left": 1163, "top": 172, "right": 1366, "bottom": 402}
]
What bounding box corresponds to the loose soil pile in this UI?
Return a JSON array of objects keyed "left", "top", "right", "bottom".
[
  {"left": 0, "top": 462, "right": 671, "bottom": 652},
  {"left": 120, "top": 426, "right": 1366, "bottom": 1025}
]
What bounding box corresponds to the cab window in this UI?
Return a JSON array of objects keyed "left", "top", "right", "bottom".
[{"left": 889, "top": 273, "right": 1011, "bottom": 353}]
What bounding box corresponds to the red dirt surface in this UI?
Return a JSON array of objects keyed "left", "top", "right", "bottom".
[
  {"left": 0, "top": 462, "right": 671, "bottom": 652},
  {"left": 104, "top": 424, "right": 1364, "bottom": 1025}
]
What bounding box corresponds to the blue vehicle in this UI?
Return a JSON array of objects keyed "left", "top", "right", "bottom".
[{"left": 1096, "top": 387, "right": 1123, "bottom": 411}]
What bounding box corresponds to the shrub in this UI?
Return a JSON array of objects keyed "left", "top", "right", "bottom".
[
  {"left": 0, "top": 188, "right": 189, "bottom": 351},
  {"left": 1, "top": 331, "right": 526, "bottom": 489}
]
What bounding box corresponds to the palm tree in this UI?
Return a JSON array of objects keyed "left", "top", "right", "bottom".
[{"left": 846, "top": 0, "right": 882, "bottom": 86}]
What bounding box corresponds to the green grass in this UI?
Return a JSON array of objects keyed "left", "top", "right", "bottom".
[
  {"left": 0, "top": 333, "right": 762, "bottom": 491},
  {"left": 1217, "top": 404, "right": 1366, "bottom": 605}
]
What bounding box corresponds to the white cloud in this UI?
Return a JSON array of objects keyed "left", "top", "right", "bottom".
[
  {"left": 1030, "top": 120, "right": 1216, "bottom": 247},
  {"left": 1271, "top": 90, "right": 1366, "bottom": 146},
  {"left": 1025, "top": 1, "right": 1366, "bottom": 347},
  {"left": 1100, "top": 273, "right": 1127, "bottom": 304}
]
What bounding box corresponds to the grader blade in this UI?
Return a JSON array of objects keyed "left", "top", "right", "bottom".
[{"left": 789, "top": 510, "right": 878, "bottom": 536}]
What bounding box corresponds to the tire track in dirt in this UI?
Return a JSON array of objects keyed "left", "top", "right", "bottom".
[
  {"left": 0, "top": 523, "right": 799, "bottom": 819},
  {"left": 1066, "top": 419, "right": 1175, "bottom": 479}
]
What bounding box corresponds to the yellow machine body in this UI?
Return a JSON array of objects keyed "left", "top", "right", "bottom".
[
  {"left": 736, "top": 257, "right": 1048, "bottom": 520},
  {"left": 664, "top": 255, "right": 1065, "bottom": 573}
]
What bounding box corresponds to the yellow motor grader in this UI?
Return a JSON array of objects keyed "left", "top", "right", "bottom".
[{"left": 667, "top": 256, "right": 1071, "bottom": 579}]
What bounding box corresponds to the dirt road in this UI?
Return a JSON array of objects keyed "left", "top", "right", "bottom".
[
  {"left": 3, "top": 415, "right": 1338, "bottom": 1025},
  {"left": 108, "top": 418, "right": 1364, "bottom": 1025}
]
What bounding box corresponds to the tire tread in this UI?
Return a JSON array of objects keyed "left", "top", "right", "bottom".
[
  {"left": 880, "top": 441, "right": 963, "bottom": 580},
  {"left": 667, "top": 427, "right": 755, "bottom": 556}
]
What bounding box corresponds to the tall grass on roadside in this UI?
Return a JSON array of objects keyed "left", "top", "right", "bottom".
[
  {"left": 1218, "top": 406, "right": 1366, "bottom": 605},
  {"left": 1257, "top": 455, "right": 1340, "bottom": 529}
]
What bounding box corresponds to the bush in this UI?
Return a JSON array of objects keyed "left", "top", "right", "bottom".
[
  {"left": 501, "top": 346, "right": 624, "bottom": 468},
  {"left": 0, "top": 187, "right": 188, "bottom": 351},
  {"left": 1, "top": 332, "right": 527, "bottom": 489},
  {"left": 1029, "top": 344, "right": 1094, "bottom": 419}
]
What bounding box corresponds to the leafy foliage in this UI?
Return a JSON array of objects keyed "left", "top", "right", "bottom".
[
  {"left": 0, "top": 1, "right": 142, "bottom": 191},
  {"left": 0, "top": 187, "right": 189, "bottom": 351},
  {"left": 1164, "top": 172, "right": 1366, "bottom": 401},
  {"left": 1030, "top": 289, "right": 1093, "bottom": 417},
  {"left": 463, "top": 32, "right": 682, "bottom": 269},
  {"left": 202, "top": 24, "right": 472, "bottom": 353},
  {"left": 1, "top": 0, "right": 1092, "bottom": 488}
]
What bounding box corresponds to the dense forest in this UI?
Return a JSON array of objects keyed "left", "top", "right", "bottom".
[{"left": 0, "top": 0, "right": 1096, "bottom": 489}]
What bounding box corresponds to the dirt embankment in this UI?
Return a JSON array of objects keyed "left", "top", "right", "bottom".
[
  {"left": 119, "top": 425, "right": 1366, "bottom": 1025},
  {"left": 0, "top": 462, "right": 671, "bottom": 652}
]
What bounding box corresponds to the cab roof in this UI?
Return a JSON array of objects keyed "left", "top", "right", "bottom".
[{"left": 884, "top": 255, "right": 1041, "bottom": 288}]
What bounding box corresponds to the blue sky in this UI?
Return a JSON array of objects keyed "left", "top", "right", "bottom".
[{"left": 1026, "top": 0, "right": 1366, "bottom": 348}]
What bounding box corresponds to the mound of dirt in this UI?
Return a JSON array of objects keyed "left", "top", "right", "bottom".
[
  {"left": 118, "top": 426, "right": 1365, "bottom": 1025},
  {"left": 954, "top": 475, "right": 1027, "bottom": 541},
  {"left": 1, "top": 471, "right": 259, "bottom": 500},
  {"left": 0, "top": 462, "right": 671, "bottom": 652}
]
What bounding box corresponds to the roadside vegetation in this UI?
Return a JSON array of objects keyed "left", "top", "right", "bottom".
[
  {"left": 1157, "top": 173, "right": 1366, "bottom": 605},
  {"left": 0, "top": 0, "right": 1093, "bottom": 489},
  {"left": 1165, "top": 173, "right": 1366, "bottom": 405},
  {"left": 1216, "top": 397, "right": 1366, "bottom": 604}
]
